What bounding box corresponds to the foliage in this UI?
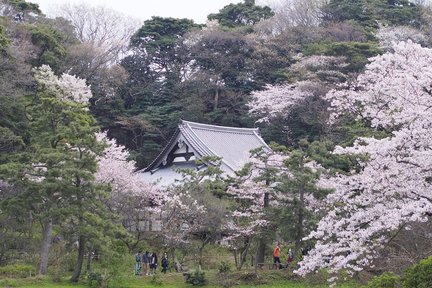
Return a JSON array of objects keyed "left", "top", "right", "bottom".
[
  {"left": 298, "top": 41, "right": 432, "bottom": 278},
  {"left": 130, "top": 16, "right": 198, "bottom": 53},
  {"left": 376, "top": 25, "right": 427, "bottom": 52},
  {"left": 403, "top": 256, "right": 432, "bottom": 288},
  {"left": 271, "top": 140, "right": 333, "bottom": 256},
  {"left": 150, "top": 272, "right": 163, "bottom": 286},
  {"left": 2, "top": 0, "right": 432, "bottom": 285},
  {"left": 321, "top": 0, "right": 378, "bottom": 29},
  {"left": 191, "top": 29, "right": 265, "bottom": 94},
  {"left": 0, "top": 65, "right": 117, "bottom": 279},
  {"left": 207, "top": 0, "right": 274, "bottom": 30},
  {"left": 87, "top": 272, "right": 104, "bottom": 288},
  {"left": 321, "top": 0, "right": 422, "bottom": 30},
  {"left": 303, "top": 41, "right": 382, "bottom": 72},
  {"left": 249, "top": 55, "right": 349, "bottom": 145},
  {"left": 0, "top": 264, "right": 36, "bottom": 278},
  {"left": 0, "top": 124, "right": 24, "bottom": 150},
  {"left": 116, "top": 16, "right": 199, "bottom": 166},
  {"left": 366, "top": 272, "right": 400, "bottom": 288},
  {"left": 223, "top": 146, "right": 282, "bottom": 269},
  {"left": 95, "top": 131, "right": 159, "bottom": 200},
  {"left": 0, "top": 24, "right": 10, "bottom": 50},
  {"left": 29, "top": 24, "right": 68, "bottom": 72},
  {"left": 249, "top": 82, "right": 313, "bottom": 123},
  {"left": 7, "top": 0, "right": 41, "bottom": 13},
  {"left": 218, "top": 261, "right": 232, "bottom": 274},
  {"left": 160, "top": 157, "right": 227, "bottom": 265},
  {"left": 184, "top": 269, "right": 207, "bottom": 286},
  {"left": 0, "top": 98, "right": 28, "bottom": 150}
]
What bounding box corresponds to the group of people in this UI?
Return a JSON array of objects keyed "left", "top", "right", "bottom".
[
  {"left": 272, "top": 241, "right": 295, "bottom": 269},
  {"left": 135, "top": 251, "right": 170, "bottom": 275}
]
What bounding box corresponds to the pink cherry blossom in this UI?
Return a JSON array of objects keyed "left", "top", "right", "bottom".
[{"left": 297, "top": 41, "right": 432, "bottom": 277}]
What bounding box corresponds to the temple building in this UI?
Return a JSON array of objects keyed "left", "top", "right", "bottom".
[{"left": 137, "top": 120, "right": 269, "bottom": 186}]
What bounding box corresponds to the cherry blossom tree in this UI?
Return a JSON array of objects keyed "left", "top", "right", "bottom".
[
  {"left": 248, "top": 54, "right": 348, "bottom": 125},
  {"left": 297, "top": 41, "right": 432, "bottom": 278},
  {"left": 95, "top": 132, "right": 161, "bottom": 250},
  {"left": 223, "top": 146, "right": 312, "bottom": 269},
  {"left": 33, "top": 65, "right": 92, "bottom": 104},
  {"left": 158, "top": 159, "right": 225, "bottom": 268},
  {"left": 376, "top": 25, "right": 428, "bottom": 51},
  {"left": 249, "top": 54, "right": 350, "bottom": 144},
  {"left": 159, "top": 188, "right": 207, "bottom": 246},
  {"left": 224, "top": 162, "right": 271, "bottom": 270},
  {"left": 249, "top": 81, "right": 313, "bottom": 123}
]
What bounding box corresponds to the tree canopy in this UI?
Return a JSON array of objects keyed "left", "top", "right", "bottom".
[{"left": 2, "top": 0, "right": 432, "bottom": 285}]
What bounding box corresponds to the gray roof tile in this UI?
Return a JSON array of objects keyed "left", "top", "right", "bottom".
[{"left": 142, "top": 120, "right": 269, "bottom": 174}]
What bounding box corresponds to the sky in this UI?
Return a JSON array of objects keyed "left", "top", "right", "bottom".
[{"left": 31, "top": 0, "right": 248, "bottom": 24}]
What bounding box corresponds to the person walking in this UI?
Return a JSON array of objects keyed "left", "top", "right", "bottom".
[
  {"left": 287, "top": 248, "right": 294, "bottom": 266},
  {"left": 135, "top": 251, "right": 141, "bottom": 275},
  {"left": 142, "top": 251, "right": 150, "bottom": 276},
  {"left": 150, "top": 252, "right": 158, "bottom": 274},
  {"left": 273, "top": 241, "right": 281, "bottom": 269},
  {"left": 161, "top": 253, "right": 169, "bottom": 274}
]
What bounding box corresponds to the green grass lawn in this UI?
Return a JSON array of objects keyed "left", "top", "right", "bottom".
[
  {"left": 0, "top": 251, "right": 362, "bottom": 288},
  {"left": 0, "top": 269, "right": 362, "bottom": 288}
]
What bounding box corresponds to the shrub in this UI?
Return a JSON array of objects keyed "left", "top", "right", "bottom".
[
  {"left": 367, "top": 272, "right": 401, "bottom": 288},
  {"left": 150, "top": 272, "right": 162, "bottom": 286},
  {"left": 403, "top": 256, "right": 432, "bottom": 288},
  {"left": 88, "top": 272, "right": 104, "bottom": 288},
  {"left": 218, "top": 261, "right": 231, "bottom": 274},
  {"left": 0, "top": 264, "right": 35, "bottom": 278},
  {"left": 184, "top": 269, "right": 207, "bottom": 286},
  {"left": 238, "top": 272, "right": 257, "bottom": 282},
  {"left": 0, "top": 278, "right": 18, "bottom": 287}
]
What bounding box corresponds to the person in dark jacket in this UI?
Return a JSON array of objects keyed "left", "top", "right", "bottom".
[
  {"left": 161, "top": 253, "right": 169, "bottom": 274},
  {"left": 150, "top": 252, "right": 158, "bottom": 274},
  {"left": 142, "top": 251, "right": 150, "bottom": 276}
]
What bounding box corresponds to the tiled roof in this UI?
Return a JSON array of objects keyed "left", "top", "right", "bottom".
[{"left": 143, "top": 120, "right": 269, "bottom": 173}]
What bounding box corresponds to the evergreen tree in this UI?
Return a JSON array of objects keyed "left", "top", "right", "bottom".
[
  {"left": 0, "top": 66, "right": 105, "bottom": 276},
  {"left": 207, "top": 0, "right": 274, "bottom": 30}
]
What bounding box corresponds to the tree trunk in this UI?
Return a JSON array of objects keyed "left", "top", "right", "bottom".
[
  {"left": 294, "top": 186, "right": 304, "bottom": 256},
  {"left": 70, "top": 235, "right": 86, "bottom": 282},
  {"left": 255, "top": 191, "right": 269, "bottom": 265},
  {"left": 198, "top": 235, "right": 211, "bottom": 267},
  {"left": 213, "top": 88, "right": 219, "bottom": 110},
  {"left": 255, "top": 240, "right": 266, "bottom": 267},
  {"left": 38, "top": 218, "right": 52, "bottom": 275},
  {"left": 198, "top": 242, "right": 205, "bottom": 267},
  {"left": 237, "top": 238, "right": 250, "bottom": 271},
  {"left": 233, "top": 249, "right": 238, "bottom": 270},
  {"left": 86, "top": 249, "right": 92, "bottom": 273}
]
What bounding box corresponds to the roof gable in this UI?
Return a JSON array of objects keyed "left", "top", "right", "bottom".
[{"left": 143, "top": 120, "right": 268, "bottom": 174}]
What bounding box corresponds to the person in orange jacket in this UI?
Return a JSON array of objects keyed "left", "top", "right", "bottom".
[{"left": 273, "top": 241, "right": 281, "bottom": 269}]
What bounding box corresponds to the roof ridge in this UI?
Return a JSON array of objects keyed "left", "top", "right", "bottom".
[{"left": 181, "top": 120, "right": 258, "bottom": 134}]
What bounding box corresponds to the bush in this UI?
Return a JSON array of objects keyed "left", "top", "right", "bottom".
[
  {"left": 403, "top": 256, "right": 432, "bottom": 288},
  {"left": 218, "top": 261, "right": 231, "bottom": 274},
  {"left": 367, "top": 272, "right": 401, "bottom": 288},
  {"left": 238, "top": 272, "right": 257, "bottom": 282},
  {"left": 184, "top": 269, "right": 207, "bottom": 286},
  {"left": 150, "top": 272, "right": 163, "bottom": 286},
  {"left": 0, "top": 264, "right": 35, "bottom": 278},
  {"left": 88, "top": 272, "right": 104, "bottom": 288},
  {"left": 0, "top": 278, "right": 18, "bottom": 287}
]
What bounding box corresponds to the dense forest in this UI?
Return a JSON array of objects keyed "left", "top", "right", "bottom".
[{"left": 1, "top": 0, "right": 432, "bottom": 287}]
